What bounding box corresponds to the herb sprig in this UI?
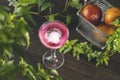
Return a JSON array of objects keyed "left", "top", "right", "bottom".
[{"left": 60, "top": 18, "right": 120, "bottom": 66}]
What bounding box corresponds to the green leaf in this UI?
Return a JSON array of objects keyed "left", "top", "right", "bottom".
[
  {"left": 63, "top": 48, "right": 71, "bottom": 54},
  {"left": 50, "top": 69, "right": 59, "bottom": 76},
  {"left": 76, "top": 55, "right": 80, "bottom": 60},
  {"left": 111, "top": 17, "right": 120, "bottom": 27},
  {"left": 0, "top": 9, "right": 8, "bottom": 22},
  {"left": 24, "top": 31, "right": 30, "bottom": 48},
  {"left": 18, "top": 0, "right": 35, "bottom": 4},
  {"left": 69, "top": 39, "right": 78, "bottom": 45},
  {"left": 73, "top": 47, "right": 77, "bottom": 57},
  {"left": 0, "top": 13, "right": 5, "bottom": 22},
  {"left": 14, "top": 6, "right": 31, "bottom": 17},
  {"left": 41, "top": 2, "right": 53, "bottom": 11},
  {"left": 49, "top": 14, "right": 55, "bottom": 21},
  {"left": 69, "top": 0, "right": 82, "bottom": 9},
  {"left": 36, "top": 0, "right": 45, "bottom": 7},
  {"left": 0, "top": 31, "right": 8, "bottom": 43},
  {"left": 4, "top": 47, "right": 13, "bottom": 58},
  {"left": 59, "top": 45, "right": 67, "bottom": 53},
  {"left": 8, "top": 0, "right": 17, "bottom": 6},
  {"left": 104, "top": 57, "right": 109, "bottom": 66},
  {"left": 27, "top": 65, "right": 37, "bottom": 80},
  {"left": 113, "top": 38, "right": 120, "bottom": 52},
  {"left": 66, "top": 15, "right": 71, "bottom": 25},
  {"left": 0, "top": 61, "right": 22, "bottom": 80},
  {"left": 13, "top": 17, "right": 30, "bottom": 47}
]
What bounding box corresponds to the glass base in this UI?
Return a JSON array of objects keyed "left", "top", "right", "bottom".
[{"left": 42, "top": 50, "right": 64, "bottom": 69}]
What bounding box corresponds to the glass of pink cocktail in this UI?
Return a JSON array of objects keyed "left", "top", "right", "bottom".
[{"left": 38, "top": 20, "right": 69, "bottom": 69}]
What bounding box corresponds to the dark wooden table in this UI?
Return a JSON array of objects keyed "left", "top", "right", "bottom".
[
  {"left": 26, "top": 0, "right": 120, "bottom": 80},
  {"left": 1, "top": 0, "right": 120, "bottom": 80}
]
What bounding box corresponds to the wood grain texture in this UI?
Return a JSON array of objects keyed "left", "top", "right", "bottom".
[
  {"left": 24, "top": 0, "right": 120, "bottom": 80},
  {"left": 0, "top": 0, "right": 120, "bottom": 80}
]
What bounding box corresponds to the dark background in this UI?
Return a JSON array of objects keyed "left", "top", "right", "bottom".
[{"left": 1, "top": 0, "right": 120, "bottom": 80}]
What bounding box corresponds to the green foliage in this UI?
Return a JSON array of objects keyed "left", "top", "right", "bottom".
[
  {"left": 69, "top": 0, "right": 83, "bottom": 9},
  {"left": 60, "top": 39, "right": 110, "bottom": 66},
  {"left": 41, "top": 2, "right": 53, "bottom": 11},
  {"left": 106, "top": 27, "right": 120, "bottom": 53},
  {"left": 66, "top": 15, "right": 72, "bottom": 25},
  {"left": 0, "top": 8, "right": 30, "bottom": 61},
  {"left": 18, "top": 0, "right": 35, "bottom": 4},
  {"left": 0, "top": 61, "right": 22, "bottom": 80},
  {"left": 0, "top": 0, "right": 61, "bottom": 80},
  {"left": 2, "top": 0, "right": 120, "bottom": 80},
  {"left": 36, "top": 0, "right": 53, "bottom": 12},
  {"left": 9, "top": 0, "right": 35, "bottom": 23},
  {"left": 49, "top": 14, "right": 55, "bottom": 21},
  {"left": 106, "top": 18, "right": 120, "bottom": 53},
  {"left": 111, "top": 17, "right": 120, "bottom": 27},
  {"left": 19, "top": 58, "right": 62, "bottom": 80},
  {"left": 9, "top": 0, "right": 35, "bottom": 6},
  {"left": 60, "top": 19, "right": 120, "bottom": 66},
  {"left": 59, "top": 39, "right": 78, "bottom": 54}
]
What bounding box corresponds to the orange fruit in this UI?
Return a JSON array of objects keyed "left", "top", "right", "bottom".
[
  {"left": 104, "top": 7, "right": 120, "bottom": 27},
  {"left": 96, "top": 23, "right": 115, "bottom": 36}
]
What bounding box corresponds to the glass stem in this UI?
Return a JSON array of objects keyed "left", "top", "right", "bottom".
[
  {"left": 51, "top": 49, "right": 57, "bottom": 58},
  {"left": 84, "top": 0, "right": 87, "bottom": 5}
]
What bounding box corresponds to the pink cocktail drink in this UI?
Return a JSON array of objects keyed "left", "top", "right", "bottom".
[
  {"left": 38, "top": 20, "right": 69, "bottom": 69},
  {"left": 39, "top": 20, "right": 69, "bottom": 49}
]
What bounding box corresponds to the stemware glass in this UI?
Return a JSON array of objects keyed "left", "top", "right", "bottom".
[{"left": 38, "top": 20, "right": 69, "bottom": 69}]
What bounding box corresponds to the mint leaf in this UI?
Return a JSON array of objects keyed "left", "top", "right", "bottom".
[
  {"left": 36, "top": 0, "right": 45, "bottom": 7},
  {"left": 18, "top": 0, "right": 35, "bottom": 4},
  {"left": 41, "top": 2, "right": 53, "bottom": 11},
  {"left": 69, "top": 0, "right": 82, "bottom": 9},
  {"left": 66, "top": 15, "right": 71, "bottom": 25}
]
